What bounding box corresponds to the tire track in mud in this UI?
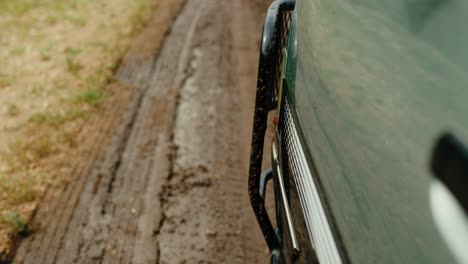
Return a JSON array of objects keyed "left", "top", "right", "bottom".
[
  {"left": 156, "top": 1, "right": 244, "bottom": 262},
  {"left": 156, "top": 1, "right": 272, "bottom": 263},
  {"left": 13, "top": 0, "right": 270, "bottom": 263}
]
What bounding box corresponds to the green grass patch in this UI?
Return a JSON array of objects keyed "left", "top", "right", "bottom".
[
  {"left": 0, "top": 172, "right": 37, "bottom": 208},
  {"left": 0, "top": 75, "right": 15, "bottom": 89},
  {"left": 86, "top": 66, "right": 113, "bottom": 86},
  {"left": 29, "top": 108, "right": 87, "bottom": 127},
  {"left": 7, "top": 103, "right": 19, "bottom": 116},
  {"left": 64, "top": 47, "right": 82, "bottom": 56},
  {"left": 9, "top": 134, "right": 57, "bottom": 163},
  {"left": 0, "top": 0, "right": 40, "bottom": 16},
  {"left": 67, "top": 15, "right": 87, "bottom": 27},
  {"left": 75, "top": 88, "right": 106, "bottom": 107},
  {"left": 30, "top": 84, "right": 45, "bottom": 95},
  {"left": 130, "top": 0, "right": 151, "bottom": 30},
  {"left": 65, "top": 57, "right": 83, "bottom": 76},
  {"left": 2, "top": 211, "right": 29, "bottom": 236},
  {"left": 10, "top": 47, "right": 25, "bottom": 56}
]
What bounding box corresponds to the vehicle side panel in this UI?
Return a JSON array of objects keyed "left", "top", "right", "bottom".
[{"left": 289, "top": 0, "right": 468, "bottom": 263}]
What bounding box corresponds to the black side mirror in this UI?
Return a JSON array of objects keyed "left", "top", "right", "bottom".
[
  {"left": 431, "top": 132, "right": 468, "bottom": 213},
  {"left": 430, "top": 133, "right": 468, "bottom": 263}
]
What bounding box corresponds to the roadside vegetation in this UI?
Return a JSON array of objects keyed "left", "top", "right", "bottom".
[{"left": 0, "top": 0, "right": 158, "bottom": 253}]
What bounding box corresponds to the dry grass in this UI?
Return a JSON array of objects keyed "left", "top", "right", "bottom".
[{"left": 0, "top": 0, "right": 159, "bottom": 250}]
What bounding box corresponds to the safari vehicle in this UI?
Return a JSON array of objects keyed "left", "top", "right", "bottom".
[{"left": 248, "top": 0, "right": 468, "bottom": 263}]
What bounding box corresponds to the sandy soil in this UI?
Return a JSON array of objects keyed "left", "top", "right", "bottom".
[{"left": 12, "top": 0, "right": 272, "bottom": 263}]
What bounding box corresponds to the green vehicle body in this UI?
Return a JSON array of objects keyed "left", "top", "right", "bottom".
[{"left": 252, "top": 0, "right": 468, "bottom": 263}]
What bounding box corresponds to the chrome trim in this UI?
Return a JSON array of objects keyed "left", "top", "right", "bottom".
[
  {"left": 283, "top": 101, "right": 343, "bottom": 264},
  {"left": 272, "top": 142, "right": 301, "bottom": 256}
]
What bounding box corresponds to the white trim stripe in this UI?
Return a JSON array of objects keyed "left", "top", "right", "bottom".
[{"left": 284, "top": 101, "right": 343, "bottom": 264}]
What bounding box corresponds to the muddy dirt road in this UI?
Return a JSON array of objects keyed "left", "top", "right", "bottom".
[{"left": 13, "top": 0, "right": 271, "bottom": 263}]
